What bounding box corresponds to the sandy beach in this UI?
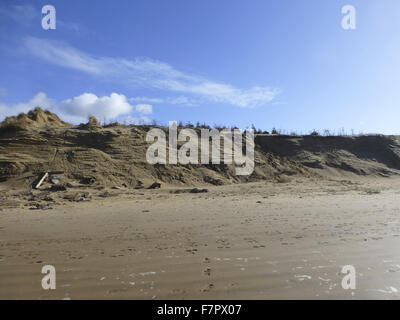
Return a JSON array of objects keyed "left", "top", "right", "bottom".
[
  {"left": 2, "top": 176, "right": 400, "bottom": 300},
  {"left": 3, "top": 0, "right": 400, "bottom": 307}
]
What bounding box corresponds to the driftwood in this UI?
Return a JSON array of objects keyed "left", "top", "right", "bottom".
[
  {"left": 35, "top": 172, "right": 48, "bottom": 189},
  {"left": 48, "top": 171, "right": 64, "bottom": 175}
]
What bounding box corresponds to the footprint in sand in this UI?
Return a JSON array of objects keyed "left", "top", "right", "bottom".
[
  {"left": 253, "top": 244, "right": 266, "bottom": 248},
  {"left": 216, "top": 238, "right": 231, "bottom": 249},
  {"left": 203, "top": 267, "right": 212, "bottom": 276},
  {"left": 171, "top": 288, "right": 186, "bottom": 295},
  {"left": 201, "top": 283, "right": 214, "bottom": 292},
  {"left": 186, "top": 248, "right": 198, "bottom": 254},
  {"left": 203, "top": 257, "right": 210, "bottom": 264}
]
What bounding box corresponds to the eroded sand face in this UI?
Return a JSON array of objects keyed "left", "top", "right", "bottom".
[{"left": 1, "top": 177, "right": 400, "bottom": 300}]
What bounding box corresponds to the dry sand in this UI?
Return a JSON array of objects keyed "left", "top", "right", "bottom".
[
  {"left": 2, "top": 109, "right": 400, "bottom": 300},
  {"left": 2, "top": 176, "right": 400, "bottom": 300}
]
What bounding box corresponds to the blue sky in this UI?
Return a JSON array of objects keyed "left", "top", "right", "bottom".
[{"left": 1, "top": 0, "right": 400, "bottom": 133}]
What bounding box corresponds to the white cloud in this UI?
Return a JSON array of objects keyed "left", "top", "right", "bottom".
[
  {"left": 0, "top": 92, "right": 52, "bottom": 119},
  {"left": 135, "top": 104, "right": 152, "bottom": 115},
  {"left": 55, "top": 93, "right": 133, "bottom": 123},
  {"left": 0, "top": 92, "right": 150, "bottom": 124},
  {"left": 24, "top": 37, "right": 280, "bottom": 108}
]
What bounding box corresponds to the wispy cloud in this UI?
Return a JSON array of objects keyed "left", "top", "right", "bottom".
[
  {"left": 24, "top": 37, "right": 280, "bottom": 108},
  {"left": 57, "top": 20, "right": 81, "bottom": 33},
  {"left": 0, "top": 3, "right": 83, "bottom": 34},
  {"left": 129, "top": 96, "right": 198, "bottom": 106},
  {"left": 0, "top": 3, "right": 38, "bottom": 25},
  {"left": 135, "top": 104, "right": 152, "bottom": 115}
]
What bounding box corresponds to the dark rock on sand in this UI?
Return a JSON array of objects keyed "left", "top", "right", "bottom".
[
  {"left": 190, "top": 188, "right": 209, "bottom": 193},
  {"left": 135, "top": 181, "right": 144, "bottom": 189},
  {"left": 148, "top": 182, "right": 161, "bottom": 189},
  {"left": 49, "top": 185, "right": 67, "bottom": 192}
]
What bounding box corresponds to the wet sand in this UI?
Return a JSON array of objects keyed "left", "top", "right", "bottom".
[{"left": 1, "top": 177, "right": 400, "bottom": 299}]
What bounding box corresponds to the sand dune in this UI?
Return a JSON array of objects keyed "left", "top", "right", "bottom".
[{"left": 2, "top": 108, "right": 400, "bottom": 196}]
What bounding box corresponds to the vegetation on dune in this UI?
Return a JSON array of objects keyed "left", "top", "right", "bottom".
[{"left": 0, "top": 107, "right": 374, "bottom": 137}]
